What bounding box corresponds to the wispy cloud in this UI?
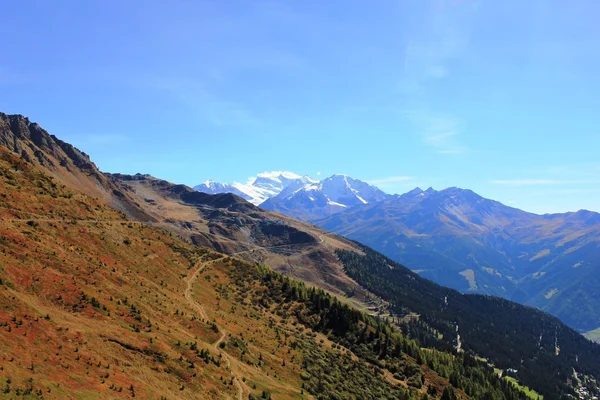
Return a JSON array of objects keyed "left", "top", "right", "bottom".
[
  {"left": 405, "top": 112, "right": 467, "bottom": 154},
  {"left": 426, "top": 126, "right": 466, "bottom": 154},
  {"left": 81, "top": 68, "right": 250, "bottom": 130},
  {"left": 368, "top": 175, "right": 413, "bottom": 186},
  {"left": 437, "top": 148, "right": 464, "bottom": 154},
  {"left": 492, "top": 179, "right": 563, "bottom": 186},
  {"left": 397, "top": 2, "right": 477, "bottom": 156},
  {"left": 424, "top": 130, "right": 457, "bottom": 146},
  {"left": 398, "top": 1, "right": 478, "bottom": 93},
  {"left": 146, "top": 75, "right": 261, "bottom": 129},
  {"left": 492, "top": 179, "right": 600, "bottom": 186},
  {"left": 531, "top": 164, "right": 600, "bottom": 179},
  {"left": 400, "top": 42, "right": 457, "bottom": 92},
  {"left": 530, "top": 188, "right": 600, "bottom": 196}
]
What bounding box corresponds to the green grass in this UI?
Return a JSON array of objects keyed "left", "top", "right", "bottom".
[
  {"left": 584, "top": 328, "right": 600, "bottom": 343},
  {"left": 505, "top": 376, "right": 543, "bottom": 399}
]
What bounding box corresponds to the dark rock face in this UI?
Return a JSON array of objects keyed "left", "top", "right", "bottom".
[
  {"left": 0, "top": 113, "right": 96, "bottom": 173},
  {"left": 0, "top": 112, "right": 156, "bottom": 222},
  {"left": 108, "top": 173, "right": 152, "bottom": 182}
]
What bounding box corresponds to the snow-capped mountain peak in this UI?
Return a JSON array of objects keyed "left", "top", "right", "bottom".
[
  {"left": 250, "top": 171, "right": 310, "bottom": 199},
  {"left": 276, "top": 175, "right": 319, "bottom": 199},
  {"left": 194, "top": 171, "right": 390, "bottom": 218},
  {"left": 260, "top": 174, "right": 390, "bottom": 221},
  {"left": 318, "top": 174, "right": 387, "bottom": 205},
  {"left": 193, "top": 171, "right": 313, "bottom": 205},
  {"left": 193, "top": 180, "right": 251, "bottom": 201},
  {"left": 200, "top": 179, "right": 230, "bottom": 191}
]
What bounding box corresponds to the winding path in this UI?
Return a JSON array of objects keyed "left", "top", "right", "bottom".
[{"left": 185, "top": 258, "right": 244, "bottom": 400}]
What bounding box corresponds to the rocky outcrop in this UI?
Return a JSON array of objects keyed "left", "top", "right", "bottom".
[
  {"left": 0, "top": 112, "right": 154, "bottom": 221},
  {"left": 0, "top": 113, "right": 96, "bottom": 172}
]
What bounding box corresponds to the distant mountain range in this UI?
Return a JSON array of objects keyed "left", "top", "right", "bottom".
[
  {"left": 194, "top": 171, "right": 317, "bottom": 205},
  {"left": 261, "top": 174, "right": 389, "bottom": 220},
  {"left": 318, "top": 186, "right": 600, "bottom": 333},
  {"left": 195, "top": 172, "right": 389, "bottom": 220},
  {"left": 198, "top": 173, "right": 600, "bottom": 334}
]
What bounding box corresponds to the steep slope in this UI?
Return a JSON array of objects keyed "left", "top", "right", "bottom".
[
  {"left": 315, "top": 187, "right": 600, "bottom": 332},
  {"left": 261, "top": 174, "right": 390, "bottom": 220},
  {"left": 335, "top": 243, "right": 600, "bottom": 400},
  {"left": 0, "top": 114, "right": 379, "bottom": 314},
  {"left": 0, "top": 147, "right": 254, "bottom": 398},
  {"left": 194, "top": 171, "right": 316, "bottom": 205},
  {"left": 0, "top": 145, "right": 533, "bottom": 400},
  {"left": 3, "top": 112, "right": 600, "bottom": 399},
  {"left": 0, "top": 112, "right": 153, "bottom": 221},
  {"left": 107, "top": 173, "right": 380, "bottom": 313}
]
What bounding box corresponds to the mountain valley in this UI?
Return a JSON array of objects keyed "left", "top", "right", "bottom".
[
  {"left": 314, "top": 187, "right": 600, "bottom": 334},
  {"left": 197, "top": 170, "right": 600, "bottom": 335},
  {"left": 1, "top": 113, "right": 600, "bottom": 399}
]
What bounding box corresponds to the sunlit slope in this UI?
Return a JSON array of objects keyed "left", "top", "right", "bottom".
[
  {"left": 0, "top": 147, "right": 480, "bottom": 399},
  {"left": 0, "top": 113, "right": 382, "bottom": 315},
  {"left": 2, "top": 113, "right": 597, "bottom": 399},
  {"left": 0, "top": 148, "right": 243, "bottom": 398},
  {"left": 0, "top": 112, "right": 153, "bottom": 221},
  {"left": 107, "top": 173, "right": 380, "bottom": 312}
]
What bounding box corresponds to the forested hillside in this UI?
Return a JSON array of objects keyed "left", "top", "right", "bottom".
[{"left": 336, "top": 244, "right": 600, "bottom": 399}]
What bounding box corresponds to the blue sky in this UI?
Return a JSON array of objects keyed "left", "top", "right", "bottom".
[{"left": 1, "top": 0, "right": 599, "bottom": 214}]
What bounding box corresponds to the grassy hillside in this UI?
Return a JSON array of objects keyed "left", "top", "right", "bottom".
[
  {"left": 0, "top": 146, "right": 533, "bottom": 399},
  {"left": 0, "top": 148, "right": 240, "bottom": 398},
  {"left": 1, "top": 112, "right": 392, "bottom": 325},
  {"left": 106, "top": 173, "right": 376, "bottom": 313}
]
